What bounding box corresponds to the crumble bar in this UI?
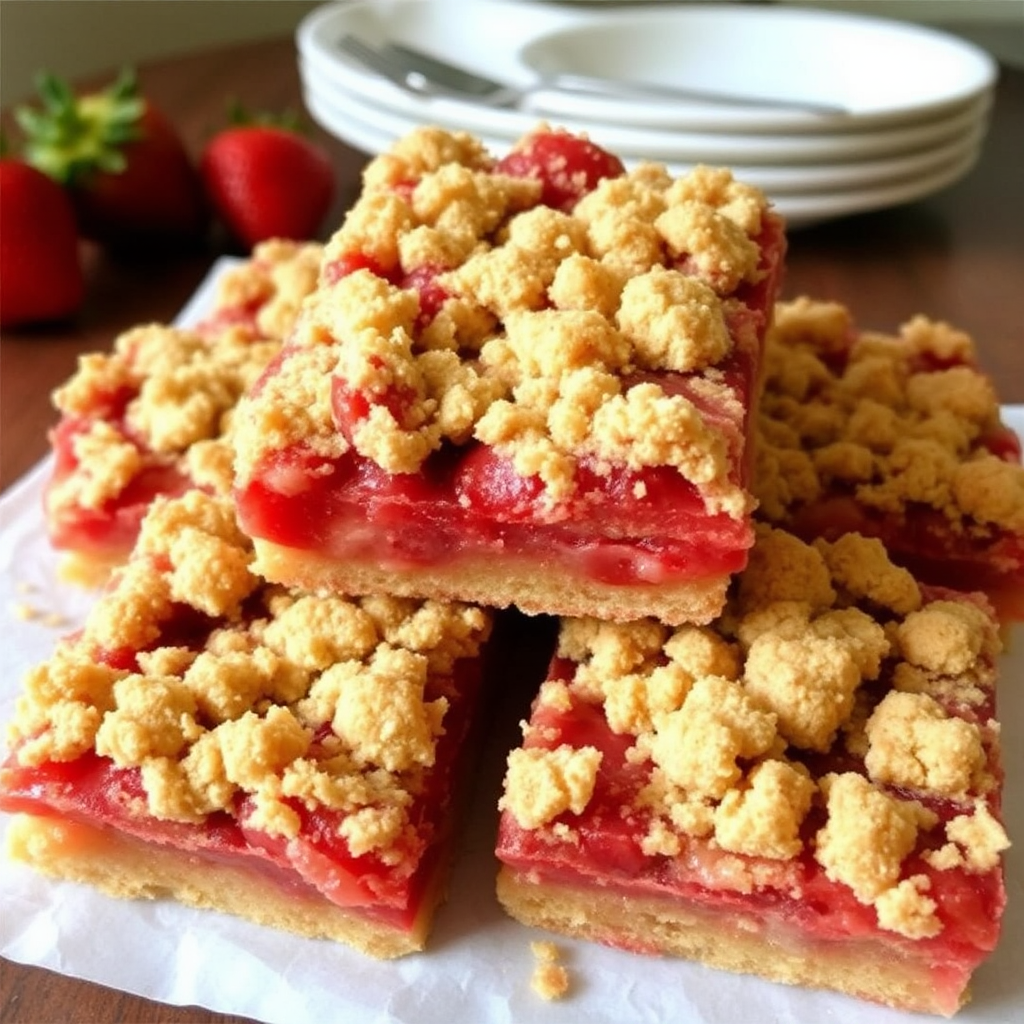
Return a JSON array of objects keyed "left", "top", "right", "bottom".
[
  {"left": 44, "top": 240, "right": 322, "bottom": 584},
  {"left": 232, "top": 125, "right": 787, "bottom": 626},
  {"left": 3, "top": 489, "right": 494, "bottom": 958},
  {"left": 495, "top": 524, "right": 1009, "bottom": 1016}
]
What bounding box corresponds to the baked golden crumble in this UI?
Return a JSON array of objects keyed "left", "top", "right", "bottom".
[
  {"left": 756, "top": 297, "right": 1024, "bottom": 538},
  {"left": 233, "top": 126, "right": 771, "bottom": 519},
  {"left": 501, "top": 744, "right": 602, "bottom": 830},
  {"left": 211, "top": 239, "right": 323, "bottom": 340},
  {"left": 500, "top": 525, "right": 1008, "bottom": 942},
  {"left": 10, "top": 490, "right": 493, "bottom": 852}
]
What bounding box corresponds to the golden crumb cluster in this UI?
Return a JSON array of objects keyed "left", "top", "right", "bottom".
[
  {"left": 9, "top": 491, "right": 492, "bottom": 859},
  {"left": 234, "top": 126, "right": 770, "bottom": 517},
  {"left": 47, "top": 240, "right": 324, "bottom": 534},
  {"left": 47, "top": 322, "right": 281, "bottom": 516},
  {"left": 530, "top": 940, "right": 571, "bottom": 1000},
  {"left": 755, "top": 297, "right": 1024, "bottom": 536},
  {"left": 501, "top": 524, "right": 1007, "bottom": 940},
  {"left": 209, "top": 238, "right": 324, "bottom": 341}
]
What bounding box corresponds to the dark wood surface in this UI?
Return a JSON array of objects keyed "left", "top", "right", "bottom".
[{"left": 1, "top": 32, "right": 1022, "bottom": 1024}]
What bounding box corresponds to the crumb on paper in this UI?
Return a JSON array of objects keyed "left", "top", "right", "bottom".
[
  {"left": 530, "top": 940, "right": 570, "bottom": 1000},
  {"left": 10, "top": 600, "right": 69, "bottom": 629},
  {"left": 12, "top": 601, "right": 40, "bottom": 622},
  {"left": 57, "top": 553, "right": 115, "bottom": 590}
]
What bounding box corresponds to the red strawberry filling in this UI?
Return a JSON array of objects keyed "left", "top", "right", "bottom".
[
  {"left": 495, "top": 130, "right": 627, "bottom": 212},
  {"left": 45, "top": 412, "right": 198, "bottom": 560}
]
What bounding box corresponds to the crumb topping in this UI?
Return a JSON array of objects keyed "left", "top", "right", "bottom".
[
  {"left": 896, "top": 600, "right": 990, "bottom": 676},
  {"left": 235, "top": 127, "right": 772, "bottom": 517},
  {"left": 501, "top": 523, "right": 1007, "bottom": 940},
  {"left": 499, "top": 744, "right": 602, "bottom": 829},
  {"left": 815, "top": 772, "right": 936, "bottom": 903},
  {"left": 755, "top": 297, "right": 1024, "bottom": 540},
  {"left": 9, "top": 491, "right": 492, "bottom": 859},
  {"left": 48, "top": 323, "right": 281, "bottom": 520},
  {"left": 941, "top": 802, "right": 1011, "bottom": 872},
  {"left": 736, "top": 523, "right": 836, "bottom": 613},
  {"left": 864, "top": 691, "right": 986, "bottom": 798},
  {"left": 648, "top": 676, "right": 777, "bottom": 798},
  {"left": 873, "top": 875, "right": 942, "bottom": 940},
  {"left": 814, "top": 533, "right": 922, "bottom": 616},
  {"left": 743, "top": 631, "right": 864, "bottom": 752},
  {"left": 713, "top": 759, "right": 816, "bottom": 860},
  {"left": 315, "top": 646, "right": 447, "bottom": 772},
  {"left": 209, "top": 239, "right": 323, "bottom": 340}
]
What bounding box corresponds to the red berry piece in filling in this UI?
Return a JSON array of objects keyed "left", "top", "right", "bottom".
[
  {"left": 322, "top": 251, "right": 390, "bottom": 285},
  {"left": 495, "top": 130, "right": 625, "bottom": 211},
  {"left": 454, "top": 444, "right": 547, "bottom": 519},
  {"left": 399, "top": 264, "right": 452, "bottom": 330},
  {"left": 983, "top": 424, "right": 1022, "bottom": 463},
  {"left": 391, "top": 178, "right": 418, "bottom": 204},
  {"left": 331, "top": 366, "right": 419, "bottom": 443},
  {"left": 331, "top": 377, "right": 373, "bottom": 441}
]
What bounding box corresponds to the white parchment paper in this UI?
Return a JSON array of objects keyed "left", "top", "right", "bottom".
[{"left": 1, "top": 260, "right": 1021, "bottom": 1023}]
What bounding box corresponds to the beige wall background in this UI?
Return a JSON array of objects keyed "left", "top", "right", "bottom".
[
  {"left": 2, "top": 0, "right": 1022, "bottom": 107},
  {"left": 1, "top": 1, "right": 321, "bottom": 104}
]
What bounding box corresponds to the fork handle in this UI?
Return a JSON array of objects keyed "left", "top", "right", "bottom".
[{"left": 541, "top": 73, "right": 847, "bottom": 116}]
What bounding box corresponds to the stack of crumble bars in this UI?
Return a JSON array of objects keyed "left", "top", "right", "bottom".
[{"left": 2, "top": 126, "right": 1021, "bottom": 1017}]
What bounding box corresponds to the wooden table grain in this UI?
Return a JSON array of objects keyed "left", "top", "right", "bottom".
[{"left": 1, "top": 33, "right": 1022, "bottom": 1024}]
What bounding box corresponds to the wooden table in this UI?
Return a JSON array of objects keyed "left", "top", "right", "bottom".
[{"left": 1, "top": 33, "right": 1022, "bottom": 1024}]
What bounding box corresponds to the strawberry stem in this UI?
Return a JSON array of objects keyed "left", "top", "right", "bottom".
[
  {"left": 224, "top": 99, "right": 306, "bottom": 134},
  {"left": 16, "top": 67, "right": 146, "bottom": 185}
]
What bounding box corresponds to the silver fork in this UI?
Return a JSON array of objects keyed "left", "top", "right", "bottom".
[{"left": 337, "top": 34, "right": 848, "bottom": 116}]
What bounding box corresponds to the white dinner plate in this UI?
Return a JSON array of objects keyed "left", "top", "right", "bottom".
[
  {"left": 300, "top": 62, "right": 987, "bottom": 196},
  {"left": 300, "top": 35, "right": 992, "bottom": 167},
  {"left": 296, "top": 0, "right": 997, "bottom": 137},
  {"left": 301, "top": 76, "right": 983, "bottom": 230}
]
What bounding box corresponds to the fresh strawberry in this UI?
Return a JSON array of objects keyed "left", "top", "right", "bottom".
[
  {"left": 200, "top": 116, "right": 335, "bottom": 248},
  {"left": 16, "top": 68, "right": 208, "bottom": 248},
  {"left": 0, "top": 157, "right": 85, "bottom": 329}
]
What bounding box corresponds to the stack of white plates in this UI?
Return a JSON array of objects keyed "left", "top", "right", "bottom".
[{"left": 296, "top": 0, "right": 997, "bottom": 229}]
